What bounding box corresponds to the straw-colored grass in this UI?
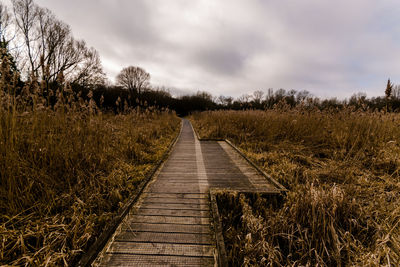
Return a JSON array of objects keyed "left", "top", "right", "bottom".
[
  {"left": 190, "top": 109, "right": 400, "bottom": 266},
  {"left": 0, "top": 76, "right": 180, "bottom": 265}
]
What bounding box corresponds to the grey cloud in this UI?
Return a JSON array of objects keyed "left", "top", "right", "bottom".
[
  {"left": 34, "top": 0, "right": 400, "bottom": 99},
  {"left": 193, "top": 47, "right": 247, "bottom": 76}
]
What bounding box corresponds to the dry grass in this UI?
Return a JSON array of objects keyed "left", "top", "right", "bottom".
[
  {"left": 0, "top": 71, "right": 180, "bottom": 265},
  {"left": 190, "top": 109, "right": 400, "bottom": 266}
]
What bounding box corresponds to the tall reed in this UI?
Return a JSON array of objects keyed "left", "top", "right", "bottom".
[
  {"left": 0, "top": 67, "right": 180, "bottom": 265},
  {"left": 191, "top": 109, "right": 400, "bottom": 266}
]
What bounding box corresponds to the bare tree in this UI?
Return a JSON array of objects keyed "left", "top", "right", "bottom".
[
  {"left": 252, "top": 90, "right": 264, "bottom": 104},
  {"left": 393, "top": 85, "right": 400, "bottom": 100},
  {"left": 237, "top": 94, "right": 251, "bottom": 103},
  {"left": 265, "top": 88, "right": 274, "bottom": 108},
  {"left": 218, "top": 95, "right": 233, "bottom": 106},
  {"left": 11, "top": 0, "right": 105, "bottom": 88},
  {"left": 116, "top": 66, "right": 150, "bottom": 99},
  {"left": 71, "top": 47, "right": 105, "bottom": 87},
  {"left": 34, "top": 7, "right": 92, "bottom": 85},
  {"left": 12, "top": 0, "right": 39, "bottom": 75},
  {"left": 0, "top": 4, "right": 20, "bottom": 85},
  {"left": 0, "top": 3, "right": 12, "bottom": 43},
  {"left": 296, "top": 90, "right": 311, "bottom": 102}
]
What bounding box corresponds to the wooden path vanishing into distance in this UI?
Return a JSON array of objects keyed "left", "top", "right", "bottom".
[{"left": 92, "top": 119, "right": 284, "bottom": 266}]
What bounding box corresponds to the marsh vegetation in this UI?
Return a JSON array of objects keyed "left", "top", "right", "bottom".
[
  {"left": 2, "top": 0, "right": 400, "bottom": 266},
  {"left": 191, "top": 109, "right": 400, "bottom": 266},
  {"left": 0, "top": 73, "right": 179, "bottom": 265}
]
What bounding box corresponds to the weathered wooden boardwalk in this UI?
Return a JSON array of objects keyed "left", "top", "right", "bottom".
[{"left": 94, "top": 119, "right": 278, "bottom": 266}]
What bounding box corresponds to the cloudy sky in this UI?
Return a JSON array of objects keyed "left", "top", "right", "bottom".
[{"left": 31, "top": 0, "right": 400, "bottom": 98}]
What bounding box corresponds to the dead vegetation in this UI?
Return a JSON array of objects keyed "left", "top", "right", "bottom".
[
  {"left": 190, "top": 108, "right": 400, "bottom": 266},
  {"left": 0, "top": 67, "right": 180, "bottom": 265}
]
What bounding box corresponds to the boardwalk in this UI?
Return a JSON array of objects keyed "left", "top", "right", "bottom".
[{"left": 94, "top": 119, "right": 278, "bottom": 266}]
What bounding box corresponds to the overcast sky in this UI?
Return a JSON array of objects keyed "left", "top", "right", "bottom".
[{"left": 30, "top": 0, "right": 400, "bottom": 98}]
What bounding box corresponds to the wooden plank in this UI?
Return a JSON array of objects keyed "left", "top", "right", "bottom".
[
  {"left": 141, "top": 197, "right": 209, "bottom": 205},
  {"left": 126, "top": 215, "right": 210, "bottom": 225},
  {"left": 107, "top": 241, "right": 214, "bottom": 257},
  {"left": 114, "top": 231, "right": 213, "bottom": 245},
  {"left": 99, "top": 254, "right": 214, "bottom": 266},
  {"left": 121, "top": 222, "right": 211, "bottom": 234},
  {"left": 148, "top": 186, "right": 203, "bottom": 192},
  {"left": 151, "top": 182, "right": 211, "bottom": 186},
  {"left": 139, "top": 202, "right": 209, "bottom": 210},
  {"left": 137, "top": 208, "right": 209, "bottom": 217},
  {"left": 144, "top": 193, "right": 208, "bottom": 199}
]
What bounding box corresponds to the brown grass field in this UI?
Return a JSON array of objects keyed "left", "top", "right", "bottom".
[
  {"left": 0, "top": 81, "right": 180, "bottom": 265},
  {"left": 2, "top": 75, "right": 399, "bottom": 266},
  {"left": 190, "top": 108, "right": 400, "bottom": 266}
]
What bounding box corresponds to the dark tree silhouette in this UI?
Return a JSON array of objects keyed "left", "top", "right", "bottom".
[
  {"left": 116, "top": 66, "right": 150, "bottom": 101},
  {"left": 385, "top": 79, "right": 393, "bottom": 98},
  {"left": 386, "top": 78, "right": 393, "bottom": 111}
]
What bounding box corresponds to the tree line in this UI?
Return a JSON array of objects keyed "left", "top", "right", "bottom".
[
  {"left": 213, "top": 82, "right": 400, "bottom": 112},
  {"left": 1, "top": 0, "right": 399, "bottom": 116}
]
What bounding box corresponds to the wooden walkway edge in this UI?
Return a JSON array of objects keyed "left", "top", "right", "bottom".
[
  {"left": 78, "top": 121, "right": 183, "bottom": 267},
  {"left": 91, "top": 119, "right": 284, "bottom": 266}
]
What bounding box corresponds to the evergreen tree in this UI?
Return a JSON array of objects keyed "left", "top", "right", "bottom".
[
  {"left": 385, "top": 78, "right": 393, "bottom": 99},
  {"left": 385, "top": 78, "right": 393, "bottom": 112},
  {"left": 0, "top": 40, "right": 19, "bottom": 77},
  {"left": 0, "top": 39, "right": 21, "bottom": 94}
]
